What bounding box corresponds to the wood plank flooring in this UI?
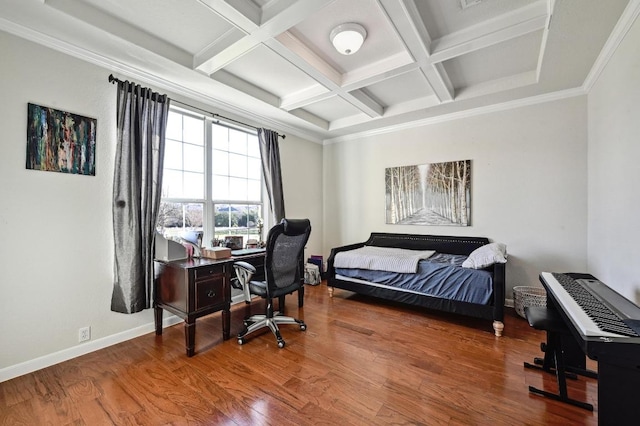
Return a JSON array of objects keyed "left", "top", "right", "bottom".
[{"left": 1, "top": 282, "right": 599, "bottom": 425}]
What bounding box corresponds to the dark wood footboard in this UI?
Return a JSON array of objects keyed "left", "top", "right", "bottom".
[{"left": 327, "top": 233, "right": 506, "bottom": 336}]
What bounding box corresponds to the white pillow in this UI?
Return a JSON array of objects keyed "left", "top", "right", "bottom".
[{"left": 462, "top": 242, "right": 507, "bottom": 269}]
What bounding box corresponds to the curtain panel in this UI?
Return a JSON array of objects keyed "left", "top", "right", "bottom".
[
  {"left": 111, "top": 81, "right": 169, "bottom": 314},
  {"left": 258, "top": 128, "right": 286, "bottom": 224}
]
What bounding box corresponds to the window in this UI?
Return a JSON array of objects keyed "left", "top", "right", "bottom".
[{"left": 157, "top": 108, "right": 264, "bottom": 249}]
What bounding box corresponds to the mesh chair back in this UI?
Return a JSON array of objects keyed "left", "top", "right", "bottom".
[{"left": 264, "top": 219, "right": 311, "bottom": 293}]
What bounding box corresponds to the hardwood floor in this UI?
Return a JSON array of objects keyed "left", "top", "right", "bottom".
[{"left": 1, "top": 282, "right": 598, "bottom": 425}]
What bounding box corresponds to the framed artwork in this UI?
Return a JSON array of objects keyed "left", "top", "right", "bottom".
[
  {"left": 26, "top": 103, "right": 96, "bottom": 176},
  {"left": 385, "top": 160, "right": 471, "bottom": 226}
]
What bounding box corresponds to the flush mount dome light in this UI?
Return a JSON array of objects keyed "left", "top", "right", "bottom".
[{"left": 330, "top": 23, "right": 367, "bottom": 55}]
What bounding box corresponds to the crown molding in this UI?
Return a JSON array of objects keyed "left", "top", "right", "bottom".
[
  {"left": 323, "top": 86, "right": 586, "bottom": 145},
  {"left": 583, "top": 0, "right": 640, "bottom": 92},
  {"left": 4, "top": 0, "right": 638, "bottom": 148},
  {"left": 0, "top": 17, "right": 325, "bottom": 144}
]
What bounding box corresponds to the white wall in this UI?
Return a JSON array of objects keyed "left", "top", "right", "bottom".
[
  {"left": 588, "top": 16, "right": 640, "bottom": 304},
  {"left": 323, "top": 96, "right": 589, "bottom": 297},
  {"left": 279, "top": 133, "right": 323, "bottom": 259},
  {"left": 0, "top": 31, "right": 323, "bottom": 378}
]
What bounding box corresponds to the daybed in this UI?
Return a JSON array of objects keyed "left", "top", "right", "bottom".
[{"left": 327, "top": 233, "right": 506, "bottom": 336}]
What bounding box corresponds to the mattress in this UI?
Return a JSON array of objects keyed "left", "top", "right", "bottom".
[{"left": 335, "top": 253, "right": 493, "bottom": 305}]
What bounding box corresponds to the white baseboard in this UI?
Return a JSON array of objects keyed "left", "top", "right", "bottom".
[
  {"left": 0, "top": 315, "right": 182, "bottom": 383},
  {"left": 505, "top": 298, "right": 514, "bottom": 308}
]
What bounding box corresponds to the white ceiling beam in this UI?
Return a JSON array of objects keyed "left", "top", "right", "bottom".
[
  {"left": 379, "top": 0, "right": 432, "bottom": 57},
  {"left": 192, "top": 0, "right": 259, "bottom": 73},
  {"left": 272, "top": 31, "right": 342, "bottom": 86},
  {"left": 261, "top": 0, "right": 301, "bottom": 24},
  {"left": 329, "top": 113, "right": 371, "bottom": 131},
  {"left": 198, "top": 0, "right": 261, "bottom": 31},
  {"left": 379, "top": 0, "right": 454, "bottom": 103},
  {"left": 270, "top": 32, "right": 384, "bottom": 117},
  {"left": 281, "top": 58, "right": 418, "bottom": 111},
  {"left": 341, "top": 53, "right": 416, "bottom": 90},
  {"left": 430, "top": 14, "right": 548, "bottom": 63},
  {"left": 193, "top": 28, "right": 246, "bottom": 70},
  {"left": 421, "top": 63, "right": 455, "bottom": 103},
  {"left": 280, "top": 85, "right": 332, "bottom": 111},
  {"left": 193, "top": 0, "right": 385, "bottom": 119},
  {"left": 349, "top": 90, "right": 384, "bottom": 117},
  {"left": 383, "top": 96, "right": 441, "bottom": 116},
  {"left": 45, "top": 0, "right": 192, "bottom": 67},
  {"left": 328, "top": 95, "right": 441, "bottom": 131},
  {"left": 454, "top": 70, "right": 538, "bottom": 100},
  {"left": 193, "top": 36, "right": 259, "bottom": 74},
  {"left": 288, "top": 109, "right": 330, "bottom": 130},
  {"left": 535, "top": 0, "right": 557, "bottom": 81},
  {"left": 280, "top": 62, "right": 420, "bottom": 112},
  {"left": 211, "top": 70, "right": 280, "bottom": 107},
  {"left": 195, "top": 0, "right": 334, "bottom": 74},
  {"left": 381, "top": 0, "right": 548, "bottom": 104}
]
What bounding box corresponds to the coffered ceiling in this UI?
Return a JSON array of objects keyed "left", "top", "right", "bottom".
[{"left": 0, "top": 0, "right": 635, "bottom": 142}]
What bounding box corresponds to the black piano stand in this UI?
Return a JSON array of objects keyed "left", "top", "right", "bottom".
[
  {"left": 524, "top": 336, "right": 598, "bottom": 380},
  {"left": 523, "top": 307, "right": 596, "bottom": 411},
  {"left": 527, "top": 331, "right": 594, "bottom": 411}
]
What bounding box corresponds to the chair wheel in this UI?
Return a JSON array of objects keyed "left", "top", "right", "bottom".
[
  {"left": 277, "top": 340, "right": 285, "bottom": 348},
  {"left": 300, "top": 323, "right": 307, "bottom": 331},
  {"left": 238, "top": 338, "right": 245, "bottom": 345}
]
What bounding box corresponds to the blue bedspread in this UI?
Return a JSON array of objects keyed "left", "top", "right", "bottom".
[{"left": 335, "top": 253, "right": 493, "bottom": 304}]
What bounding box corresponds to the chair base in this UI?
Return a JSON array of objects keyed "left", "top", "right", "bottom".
[{"left": 237, "top": 312, "right": 306, "bottom": 348}]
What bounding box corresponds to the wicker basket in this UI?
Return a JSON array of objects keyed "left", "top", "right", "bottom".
[{"left": 513, "top": 286, "right": 547, "bottom": 318}]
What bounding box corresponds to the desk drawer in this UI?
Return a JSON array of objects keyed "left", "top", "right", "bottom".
[
  {"left": 194, "top": 264, "right": 223, "bottom": 280},
  {"left": 195, "top": 279, "right": 224, "bottom": 310}
]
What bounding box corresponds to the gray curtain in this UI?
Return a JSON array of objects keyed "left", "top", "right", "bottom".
[
  {"left": 111, "top": 80, "right": 169, "bottom": 314},
  {"left": 258, "top": 128, "right": 286, "bottom": 223}
]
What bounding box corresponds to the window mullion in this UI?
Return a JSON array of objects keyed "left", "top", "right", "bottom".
[{"left": 204, "top": 118, "right": 214, "bottom": 247}]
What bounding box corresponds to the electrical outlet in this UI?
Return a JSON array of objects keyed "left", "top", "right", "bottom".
[{"left": 78, "top": 326, "right": 91, "bottom": 342}]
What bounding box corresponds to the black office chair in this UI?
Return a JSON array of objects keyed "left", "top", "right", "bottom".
[{"left": 234, "top": 218, "right": 311, "bottom": 348}]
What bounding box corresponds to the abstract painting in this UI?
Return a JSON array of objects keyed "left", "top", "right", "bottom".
[
  {"left": 385, "top": 160, "right": 471, "bottom": 226},
  {"left": 26, "top": 103, "right": 96, "bottom": 175}
]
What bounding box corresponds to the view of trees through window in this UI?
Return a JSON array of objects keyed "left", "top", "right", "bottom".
[
  {"left": 156, "top": 108, "right": 264, "bottom": 248},
  {"left": 157, "top": 202, "right": 203, "bottom": 231},
  {"left": 213, "top": 204, "right": 262, "bottom": 245}
]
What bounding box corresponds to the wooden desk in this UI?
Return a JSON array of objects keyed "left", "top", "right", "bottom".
[{"left": 154, "top": 252, "right": 265, "bottom": 356}]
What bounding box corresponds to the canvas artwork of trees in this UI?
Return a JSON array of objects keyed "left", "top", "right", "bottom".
[{"left": 385, "top": 160, "right": 471, "bottom": 226}]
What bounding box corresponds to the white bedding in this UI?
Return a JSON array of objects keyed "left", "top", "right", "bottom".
[{"left": 333, "top": 246, "right": 435, "bottom": 274}]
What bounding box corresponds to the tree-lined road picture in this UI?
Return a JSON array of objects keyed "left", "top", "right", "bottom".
[{"left": 385, "top": 160, "right": 471, "bottom": 226}]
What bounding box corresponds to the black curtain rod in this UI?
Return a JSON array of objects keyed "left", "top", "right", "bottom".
[{"left": 108, "top": 74, "right": 285, "bottom": 139}]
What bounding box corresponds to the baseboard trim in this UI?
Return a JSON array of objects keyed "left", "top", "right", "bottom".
[
  {"left": 0, "top": 315, "right": 182, "bottom": 383},
  {"left": 505, "top": 298, "right": 514, "bottom": 308}
]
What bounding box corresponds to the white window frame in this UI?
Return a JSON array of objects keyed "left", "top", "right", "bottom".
[{"left": 159, "top": 106, "right": 266, "bottom": 248}]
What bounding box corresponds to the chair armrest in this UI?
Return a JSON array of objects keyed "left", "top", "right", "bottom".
[{"left": 234, "top": 261, "right": 256, "bottom": 274}]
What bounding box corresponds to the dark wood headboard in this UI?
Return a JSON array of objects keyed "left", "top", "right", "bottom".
[{"left": 364, "top": 233, "right": 490, "bottom": 256}]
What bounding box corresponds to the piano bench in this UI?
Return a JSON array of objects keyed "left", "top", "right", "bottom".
[
  {"left": 523, "top": 306, "right": 595, "bottom": 411},
  {"left": 524, "top": 306, "right": 568, "bottom": 333}
]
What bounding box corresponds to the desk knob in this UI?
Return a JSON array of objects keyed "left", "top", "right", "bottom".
[{"left": 207, "top": 290, "right": 216, "bottom": 298}]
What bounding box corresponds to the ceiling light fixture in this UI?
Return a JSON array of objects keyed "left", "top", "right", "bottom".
[{"left": 330, "top": 23, "right": 367, "bottom": 55}]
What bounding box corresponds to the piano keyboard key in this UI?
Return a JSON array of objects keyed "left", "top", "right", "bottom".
[{"left": 552, "top": 273, "right": 639, "bottom": 338}]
